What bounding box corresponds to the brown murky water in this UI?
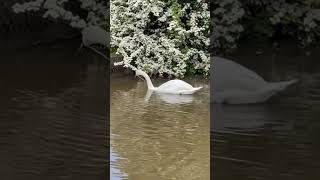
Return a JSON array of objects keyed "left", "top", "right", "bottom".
[
  {"left": 0, "top": 45, "right": 108, "bottom": 180},
  {"left": 4, "top": 40, "right": 320, "bottom": 180},
  {"left": 212, "top": 43, "right": 320, "bottom": 180},
  {"left": 110, "top": 75, "right": 210, "bottom": 180}
]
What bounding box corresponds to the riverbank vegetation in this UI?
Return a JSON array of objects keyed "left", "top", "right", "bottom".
[
  {"left": 11, "top": 0, "right": 108, "bottom": 48},
  {"left": 111, "top": 0, "right": 210, "bottom": 77},
  {"left": 8, "top": 0, "right": 320, "bottom": 77},
  {"left": 212, "top": 0, "right": 320, "bottom": 55},
  {"left": 112, "top": 0, "right": 320, "bottom": 77}
]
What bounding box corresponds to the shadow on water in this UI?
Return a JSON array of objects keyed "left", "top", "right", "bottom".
[
  {"left": 212, "top": 43, "right": 320, "bottom": 180},
  {"left": 0, "top": 42, "right": 108, "bottom": 180},
  {"left": 111, "top": 75, "right": 210, "bottom": 180}
]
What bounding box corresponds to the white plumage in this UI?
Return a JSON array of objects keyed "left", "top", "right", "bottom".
[
  {"left": 212, "top": 57, "right": 298, "bottom": 104},
  {"left": 135, "top": 70, "right": 202, "bottom": 95}
]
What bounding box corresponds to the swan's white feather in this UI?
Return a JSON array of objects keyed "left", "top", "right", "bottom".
[
  {"left": 213, "top": 57, "right": 266, "bottom": 92},
  {"left": 136, "top": 70, "right": 202, "bottom": 95},
  {"left": 157, "top": 80, "right": 192, "bottom": 90},
  {"left": 212, "top": 56, "right": 298, "bottom": 104},
  {"left": 154, "top": 80, "right": 201, "bottom": 94}
]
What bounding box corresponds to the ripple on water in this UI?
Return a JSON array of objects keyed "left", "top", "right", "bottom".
[
  {"left": 211, "top": 71, "right": 320, "bottom": 179},
  {"left": 0, "top": 61, "right": 108, "bottom": 180},
  {"left": 111, "top": 76, "right": 210, "bottom": 180}
]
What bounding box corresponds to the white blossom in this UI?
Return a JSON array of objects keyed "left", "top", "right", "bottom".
[{"left": 111, "top": 0, "right": 210, "bottom": 77}]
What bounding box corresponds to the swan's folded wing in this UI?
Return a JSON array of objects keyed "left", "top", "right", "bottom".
[
  {"left": 213, "top": 57, "right": 265, "bottom": 82},
  {"left": 157, "top": 80, "right": 193, "bottom": 92},
  {"left": 213, "top": 79, "right": 297, "bottom": 104},
  {"left": 178, "top": 87, "right": 203, "bottom": 95}
]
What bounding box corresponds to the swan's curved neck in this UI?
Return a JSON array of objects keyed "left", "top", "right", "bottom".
[{"left": 141, "top": 71, "right": 155, "bottom": 90}]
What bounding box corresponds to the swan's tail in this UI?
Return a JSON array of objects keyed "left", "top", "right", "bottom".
[
  {"left": 267, "top": 79, "right": 298, "bottom": 92},
  {"left": 259, "top": 79, "right": 299, "bottom": 101},
  {"left": 179, "top": 87, "right": 203, "bottom": 95}
]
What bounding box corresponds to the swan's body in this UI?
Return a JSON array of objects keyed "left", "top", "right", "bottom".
[
  {"left": 155, "top": 79, "right": 202, "bottom": 94},
  {"left": 136, "top": 70, "right": 202, "bottom": 95},
  {"left": 212, "top": 57, "right": 298, "bottom": 104}
]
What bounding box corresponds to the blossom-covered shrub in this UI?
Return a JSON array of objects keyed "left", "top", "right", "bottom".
[
  {"left": 211, "top": 0, "right": 244, "bottom": 54},
  {"left": 268, "top": 0, "right": 320, "bottom": 46},
  {"left": 111, "top": 0, "right": 210, "bottom": 77},
  {"left": 12, "top": 0, "right": 109, "bottom": 47},
  {"left": 212, "top": 0, "right": 320, "bottom": 55}
]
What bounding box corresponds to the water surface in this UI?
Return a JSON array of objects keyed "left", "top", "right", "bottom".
[
  {"left": 0, "top": 44, "right": 108, "bottom": 180},
  {"left": 111, "top": 75, "right": 210, "bottom": 180},
  {"left": 212, "top": 46, "right": 320, "bottom": 179}
]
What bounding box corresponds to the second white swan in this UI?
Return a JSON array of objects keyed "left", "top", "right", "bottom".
[
  {"left": 212, "top": 56, "right": 298, "bottom": 104},
  {"left": 135, "top": 70, "right": 202, "bottom": 95}
]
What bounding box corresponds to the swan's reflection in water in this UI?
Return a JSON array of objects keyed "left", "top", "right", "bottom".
[
  {"left": 111, "top": 76, "right": 210, "bottom": 180},
  {"left": 145, "top": 90, "right": 194, "bottom": 105},
  {"left": 110, "top": 148, "right": 128, "bottom": 180}
]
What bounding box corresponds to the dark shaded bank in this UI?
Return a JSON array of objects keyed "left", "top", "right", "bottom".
[
  {"left": 0, "top": 43, "right": 109, "bottom": 180},
  {"left": 0, "top": 1, "right": 87, "bottom": 49},
  {"left": 0, "top": 9, "right": 81, "bottom": 49}
]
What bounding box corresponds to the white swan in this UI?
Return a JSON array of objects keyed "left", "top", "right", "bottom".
[
  {"left": 135, "top": 70, "right": 202, "bottom": 95},
  {"left": 212, "top": 57, "right": 298, "bottom": 104}
]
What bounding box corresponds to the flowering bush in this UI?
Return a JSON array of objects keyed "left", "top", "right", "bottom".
[
  {"left": 111, "top": 0, "right": 210, "bottom": 77},
  {"left": 211, "top": 0, "right": 244, "bottom": 54},
  {"left": 212, "top": 0, "right": 320, "bottom": 54},
  {"left": 268, "top": 0, "right": 320, "bottom": 46}
]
